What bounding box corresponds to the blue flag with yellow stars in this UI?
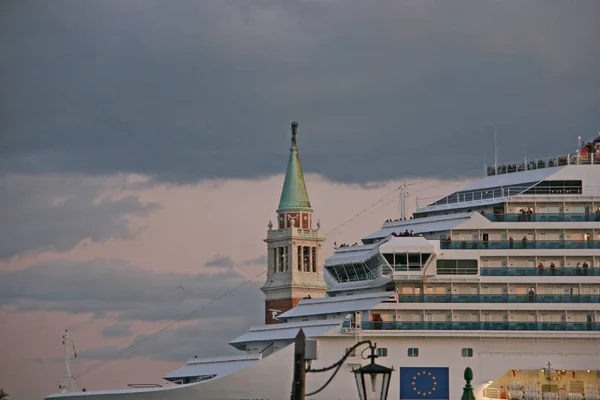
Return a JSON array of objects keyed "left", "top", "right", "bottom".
[{"left": 400, "top": 367, "right": 449, "bottom": 400}]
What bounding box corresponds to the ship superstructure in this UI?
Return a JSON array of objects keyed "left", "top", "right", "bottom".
[{"left": 46, "top": 131, "right": 600, "bottom": 400}]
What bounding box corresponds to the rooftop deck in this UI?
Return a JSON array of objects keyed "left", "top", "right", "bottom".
[{"left": 487, "top": 153, "right": 600, "bottom": 177}]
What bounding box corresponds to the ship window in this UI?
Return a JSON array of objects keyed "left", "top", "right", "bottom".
[
  {"left": 461, "top": 348, "right": 473, "bottom": 357},
  {"left": 325, "top": 255, "right": 383, "bottom": 283},
  {"left": 408, "top": 348, "right": 419, "bottom": 357},
  {"left": 522, "top": 180, "right": 582, "bottom": 195},
  {"left": 408, "top": 254, "right": 421, "bottom": 271},
  {"left": 383, "top": 253, "right": 394, "bottom": 265},
  {"left": 436, "top": 260, "right": 478, "bottom": 275},
  {"left": 376, "top": 348, "right": 388, "bottom": 357}
]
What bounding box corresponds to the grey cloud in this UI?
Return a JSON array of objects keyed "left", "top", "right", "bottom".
[
  {"left": 101, "top": 323, "right": 133, "bottom": 338},
  {"left": 0, "top": 258, "right": 264, "bottom": 322},
  {"left": 243, "top": 255, "right": 267, "bottom": 265},
  {"left": 78, "top": 316, "right": 258, "bottom": 363},
  {"left": 0, "top": 174, "right": 158, "bottom": 259},
  {"left": 204, "top": 254, "right": 234, "bottom": 268},
  {"left": 1, "top": 1, "right": 599, "bottom": 184}
]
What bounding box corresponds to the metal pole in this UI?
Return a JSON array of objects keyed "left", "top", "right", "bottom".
[{"left": 291, "top": 329, "right": 306, "bottom": 400}]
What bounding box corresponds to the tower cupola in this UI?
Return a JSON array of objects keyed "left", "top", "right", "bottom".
[{"left": 277, "top": 121, "right": 313, "bottom": 230}]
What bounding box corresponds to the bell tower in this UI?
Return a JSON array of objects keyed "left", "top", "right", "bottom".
[{"left": 261, "top": 121, "right": 327, "bottom": 324}]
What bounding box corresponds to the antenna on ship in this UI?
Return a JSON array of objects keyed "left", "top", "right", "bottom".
[
  {"left": 397, "top": 181, "right": 426, "bottom": 220},
  {"left": 397, "top": 182, "right": 410, "bottom": 220},
  {"left": 59, "top": 330, "right": 77, "bottom": 393},
  {"left": 494, "top": 127, "right": 498, "bottom": 174}
]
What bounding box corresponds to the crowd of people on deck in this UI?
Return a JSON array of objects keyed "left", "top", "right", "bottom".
[
  {"left": 333, "top": 242, "right": 359, "bottom": 248},
  {"left": 385, "top": 216, "right": 414, "bottom": 223},
  {"left": 517, "top": 208, "right": 534, "bottom": 221},
  {"left": 391, "top": 229, "right": 416, "bottom": 237},
  {"left": 536, "top": 261, "right": 591, "bottom": 276},
  {"left": 577, "top": 135, "right": 600, "bottom": 156}
]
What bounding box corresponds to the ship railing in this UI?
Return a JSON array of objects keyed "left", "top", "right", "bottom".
[
  {"left": 485, "top": 153, "right": 600, "bottom": 177},
  {"left": 480, "top": 267, "right": 600, "bottom": 277},
  {"left": 396, "top": 294, "right": 600, "bottom": 303},
  {"left": 127, "top": 384, "right": 163, "bottom": 388},
  {"left": 441, "top": 240, "right": 600, "bottom": 250},
  {"left": 485, "top": 213, "right": 600, "bottom": 222},
  {"left": 483, "top": 387, "right": 501, "bottom": 399},
  {"left": 341, "top": 320, "right": 362, "bottom": 334},
  {"left": 360, "top": 321, "right": 600, "bottom": 331}
]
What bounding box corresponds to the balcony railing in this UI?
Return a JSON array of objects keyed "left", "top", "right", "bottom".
[
  {"left": 480, "top": 267, "right": 600, "bottom": 277},
  {"left": 441, "top": 240, "right": 600, "bottom": 250},
  {"left": 486, "top": 153, "right": 600, "bottom": 177},
  {"left": 485, "top": 213, "right": 600, "bottom": 222},
  {"left": 396, "top": 294, "right": 600, "bottom": 303},
  {"left": 353, "top": 321, "right": 600, "bottom": 332}
]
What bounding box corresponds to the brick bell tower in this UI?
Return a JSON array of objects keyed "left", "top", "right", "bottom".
[{"left": 261, "top": 121, "right": 327, "bottom": 324}]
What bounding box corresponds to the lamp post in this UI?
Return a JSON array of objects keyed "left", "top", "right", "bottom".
[
  {"left": 291, "top": 330, "right": 394, "bottom": 400},
  {"left": 461, "top": 367, "right": 475, "bottom": 400},
  {"left": 352, "top": 352, "right": 394, "bottom": 400}
]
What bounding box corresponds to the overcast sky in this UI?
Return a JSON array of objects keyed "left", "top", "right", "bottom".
[
  {"left": 2, "top": 0, "right": 599, "bottom": 183},
  {"left": 1, "top": 1, "right": 599, "bottom": 398}
]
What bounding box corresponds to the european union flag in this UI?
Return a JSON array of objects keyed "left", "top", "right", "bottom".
[{"left": 400, "top": 367, "right": 449, "bottom": 400}]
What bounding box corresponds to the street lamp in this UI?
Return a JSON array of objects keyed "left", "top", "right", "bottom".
[
  {"left": 291, "top": 330, "right": 394, "bottom": 400},
  {"left": 352, "top": 349, "right": 393, "bottom": 400}
]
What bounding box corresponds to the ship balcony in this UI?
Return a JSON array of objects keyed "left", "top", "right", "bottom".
[
  {"left": 396, "top": 294, "right": 600, "bottom": 303},
  {"left": 486, "top": 153, "right": 600, "bottom": 177},
  {"left": 485, "top": 213, "right": 600, "bottom": 222},
  {"left": 481, "top": 267, "right": 600, "bottom": 276},
  {"left": 441, "top": 239, "right": 600, "bottom": 250},
  {"left": 356, "top": 321, "right": 600, "bottom": 332}
]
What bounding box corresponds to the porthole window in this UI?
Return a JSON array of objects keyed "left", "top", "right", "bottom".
[
  {"left": 461, "top": 348, "right": 473, "bottom": 357},
  {"left": 408, "top": 348, "right": 419, "bottom": 357}
]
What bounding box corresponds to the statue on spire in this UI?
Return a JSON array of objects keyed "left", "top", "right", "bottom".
[{"left": 291, "top": 121, "right": 298, "bottom": 146}]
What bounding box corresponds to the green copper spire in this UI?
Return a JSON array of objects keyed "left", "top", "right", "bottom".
[{"left": 278, "top": 121, "right": 312, "bottom": 211}]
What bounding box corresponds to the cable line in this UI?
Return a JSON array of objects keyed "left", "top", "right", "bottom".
[{"left": 74, "top": 269, "right": 267, "bottom": 379}]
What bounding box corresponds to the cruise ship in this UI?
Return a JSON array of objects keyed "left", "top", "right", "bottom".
[{"left": 47, "top": 124, "right": 600, "bottom": 400}]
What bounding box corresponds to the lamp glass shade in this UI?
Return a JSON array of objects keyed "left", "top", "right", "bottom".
[{"left": 352, "top": 362, "right": 393, "bottom": 400}]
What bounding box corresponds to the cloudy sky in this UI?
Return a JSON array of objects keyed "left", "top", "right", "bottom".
[{"left": 1, "top": 0, "right": 599, "bottom": 398}]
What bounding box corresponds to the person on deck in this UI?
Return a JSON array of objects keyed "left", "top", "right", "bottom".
[
  {"left": 528, "top": 288, "right": 535, "bottom": 303},
  {"left": 538, "top": 262, "right": 544, "bottom": 275}
]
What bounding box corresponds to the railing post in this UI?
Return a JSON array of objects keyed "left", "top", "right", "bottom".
[{"left": 461, "top": 367, "right": 475, "bottom": 400}]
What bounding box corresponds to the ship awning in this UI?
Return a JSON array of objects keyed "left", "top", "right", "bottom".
[
  {"left": 459, "top": 166, "right": 563, "bottom": 192},
  {"left": 164, "top": 354, "right": 260, "bottom": 380},
  {"left": 419, "top": 197, "right": 507, "bottom": 212},
  {"left": 378, "top": 237, "right": 436, "bottom": 253},
  {"left": 363, "top": 215, "right": 471, "bottom": 241},
  {"left": 278, "top": 292, "right": 391, "bottom": 320},
  {"left": 325, "top": 245, "right": 384, "bottom": 266},
  {"left": 229, "top": 320, "right": 340, "bottom": 349}
]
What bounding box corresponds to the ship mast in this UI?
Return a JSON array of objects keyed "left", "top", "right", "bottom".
[{"left": 59, "top": 330, "right": 77, "bottom": 393}]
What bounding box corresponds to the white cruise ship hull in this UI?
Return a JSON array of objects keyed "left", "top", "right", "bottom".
[{"left": 47, "top": 336, "right": 600, "bottom": 400}]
